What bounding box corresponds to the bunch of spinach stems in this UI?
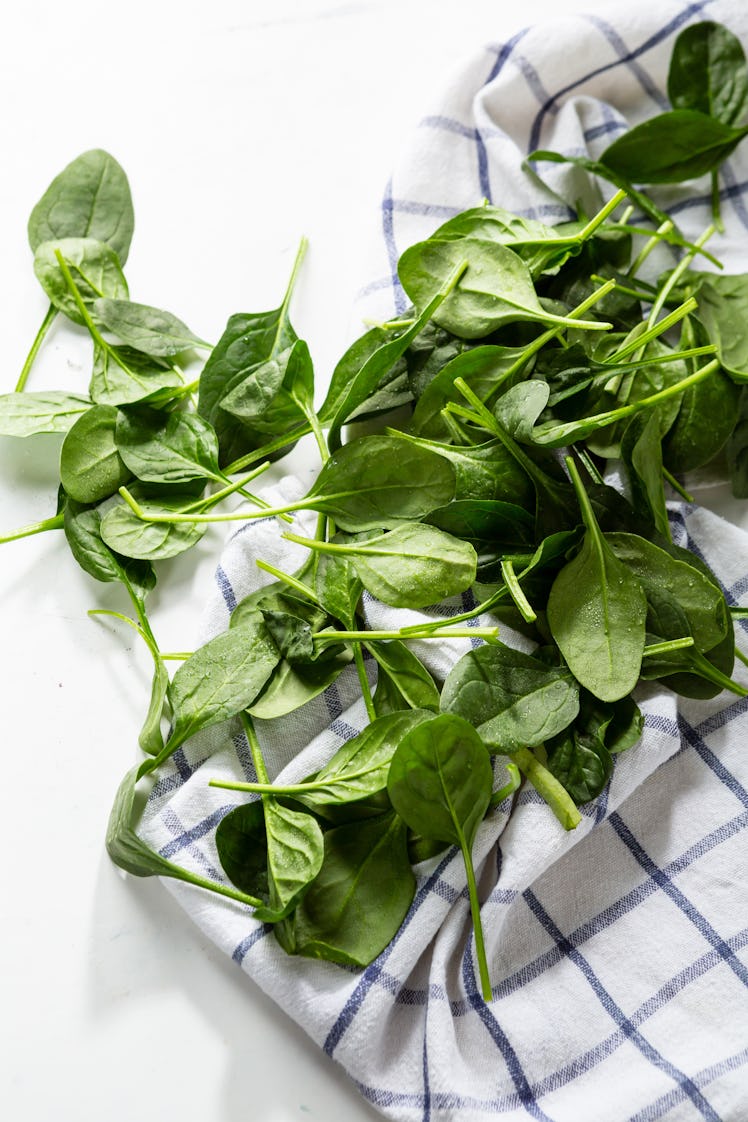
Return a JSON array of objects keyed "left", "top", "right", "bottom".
[{"left": 4, "top": 19, "right": 748, "bottom": 1003}]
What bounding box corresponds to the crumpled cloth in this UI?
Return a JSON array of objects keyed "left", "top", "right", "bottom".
[{"left": 141, "top": 2, "right": 748, "bottom": 1118}]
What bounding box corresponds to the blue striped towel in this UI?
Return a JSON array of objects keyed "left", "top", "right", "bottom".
[{"left": 141, "top": 2, "right": 748, "bottom": 1118}]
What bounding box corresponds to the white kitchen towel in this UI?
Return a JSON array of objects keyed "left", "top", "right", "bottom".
[{"left": 140, "top": 2, "right": 748, "bottom": 1119}]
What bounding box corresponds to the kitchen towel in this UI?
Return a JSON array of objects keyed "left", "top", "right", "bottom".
[{"left": 141, "top": 2, "right": 748, "bottom": 1118}]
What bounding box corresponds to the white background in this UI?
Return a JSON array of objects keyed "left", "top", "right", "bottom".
[{"left": 0, "top": 2, "right": 735, "bottom": 1121}]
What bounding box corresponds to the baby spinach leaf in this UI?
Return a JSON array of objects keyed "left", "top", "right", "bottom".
[
  {"left": 115, "top": 408, "right": 220, "bottom": 485},
  {"left": 63, "top": 498, "right": 156, "bottom": 593},
  {"left": 620, "top": 410, "right": 670, "bottom": 540},
  {"left": 140, "top": 614, "right": 281, "bottom": 775},
  {"left": 302, "top": 434, "right": 456, "bottom": 531},
  {"left": 198, "top": 310, "right": 298, "bottom": 464},
  {"left": 600, "top": 110, "right": 748, "bottom": 184},
  {"left": 493, "top": 380, "right": 550, "bottom": 443},
  {"left": 399, "top": 235, "right": 607, "bottom": 339},
  {"left": 606, "top": 531, "right": 728, "bottom": 653},
  {"left": 410, "top": 345, "right": 533, "bottom": 438},
  {"left": 217, "top": 794, "right": 324, "bottom": 923},
  {"left": 692, "top": 274, "right": 748, "bottom": 380},
  {"left": 364, "top": 640, "right": 440, "bottom": 714},
  {"left": 220, "top": 338, "right": 312, "bottom": 437},
  {"left": 667, "top": 20, "right": 748, "bottom": 126},
  {"left": 33, "top": 237, "right": 128, "bottom": 325},
  {"left": 313, "top": 553, "right": 362, "bottom": 629},
  {"left": 545, "top": 695, "right": 614, "bottom": 805},
  {"left": 547, "top": 461, "right": 647, "bottom": 702},
  {"left": 0, "top": 391, "right": 92, "bottom": 436},
  {"left": 662, "top": 365, "right": 739, "bottom": 473},
  {"left": 387, "top": 429, "right": 535, "bottom": 506},
  {"left": 321, "top": 270, "right": 465, "bottom": 448},
  {"left": 425, "top": 499, "right": 534, "bottom": 549},
  {"left": 387, "top": 713, "right": 493, "bottom": 999},
  {"left": 247, "top": 651, "right": 351, "bottom": 720},
  {"left": 93, "top": 298, "right": 206, "bottom": 357},
  {"left": 28, "top": 149, "right": 134, "bottom": 264},
  {"left": 89, "top": 343, "right": 184, "bottom": 406},
  {"left": 100, "top": 492, "right": 207, "bottom": 560},
  {"left": 59, "top": 404, "right": 131, "bottom": 504},
  {"left": 292, "top": 522, "right": 477, "bottom": 609},
  {"left": 290, "top": 811, "right": 415, "bottom": 967},
  {"left": 728, "top": 387, "right": 748, "bottom": 497},
  {"left": 440, "top": 642, "right": 580, "bottom": 752}
]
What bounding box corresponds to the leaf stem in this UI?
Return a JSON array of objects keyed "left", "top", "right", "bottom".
[
  {"left": 488, "top": 762, "right": 521, "bottom": 808},
  {"left": 353, "top": 643, "right": 377, "bottom": 721},
  {"left": 662, "top": 467, "right": 694, "bottom": 503},
  {"left": 0, "top": 511, "right": 64, "bottom": 545},
  {"left": 511, "top": 747, "right": 581, "bottom": 830},
  {"left": 312, "top": 626, "right": 500, "bottom": 642},
  {"left": 500, "top": 560, "right": 536, "bottom": 622},
  {"left": 15, "top": 303, "right": 58, "bottom": 391},
  {"left": 240, "top": 711, "right": 269, "bottom": 784},
  {"left": 643, "top": 637, "right": 694, "bottom": 657},
  {"left": 458, "top": 827, "right": 492, "bottom": 1002}
]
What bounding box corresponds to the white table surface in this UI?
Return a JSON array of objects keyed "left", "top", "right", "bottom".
[{"left": 2, "top": 2, "right": 744, "bottom": 1120}]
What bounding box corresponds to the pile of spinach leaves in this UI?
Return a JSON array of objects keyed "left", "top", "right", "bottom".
[{"left": 3, "top": 19, "right": 748, "bottom": 1003}]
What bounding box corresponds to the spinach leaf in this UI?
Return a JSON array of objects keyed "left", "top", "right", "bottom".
[
  {"left": 365, "top": 640, "right": 440, "bottom": 714},
  {"left": 410, "top": 345, "right": 533, "bottom": 438},
  {"left": 89, "top": 344, "right": 184, "bottom": 406},
  {"left": 33, "top": 237, "right": 128, "bottom": 325},
  {"left": 387, "top": 429, "right": 535, "bottom": 506},
  {"left": 302, "top": 435, "right": 456, "bottom": 531},
  {"left": 115, "top": 408, "right": 221, "bottom": 485},
  {"left": 606, "top": 531, "right": 728, "bottom": 653},
  {"left": 216, "top": 796, "right": 324, "bottom": 923},
  {"left": 59, "top": 404, "right": 131, "bottom": 504},
  {"left": 289, "top": 811, "right": 415, "bottom": 967},
  {"left": 387, "top": 713, "right": 493, "bottom": 999},
  {"left": 290, "top": 522, "right": 477, "bottom": 609},
  {"left": 546, "top": 460, "right": 647, "bottom": 701},
  {"left": 0, "top": 391, "right": 92, "bottom": 437},
  {"left": 247, "top": 651, "right": 352, "bottom": 720},
  {"left": 93, "top": 298, "right": 206, "bottom": 357},
  {"left": 662, "top": 364, "right": 739, "bottom": 472},
  {"left": 100, "top": 491, "right": 207, "bottom": 560},
  {"left": 600, "top": 110, "right": 748, "bottom": 184},
  {"left": 313, "top": 553, "right": 362, "bottom": 629},
  {"left": 139, "top": 614, "right": 281, "bottom": 776},
  {"left": 440, "top": 642, "right": 580, "bottom": 752},
  {"left": 728, "top": 387, "right": 748, "bottom": 497},
  {"left": 63, "top": 498, "right": 156, "bottom": 594},
  {"left": 668, "top": 20, "right": 748, "bottom": 126},
  {"left": 107, "top": 767, "right": 261, "bottom": 905},
  {"left": 620, "top": 410, "right": 670, "bottom": 539},
  {"left": 399, "top": 235, "right": 607, "bottom": 339},
  {"left": 692, "top": 274, "right": 748, "bottom": 380},
  {"left": 28, "top": 149, "right": 134, "bottom": 264}
]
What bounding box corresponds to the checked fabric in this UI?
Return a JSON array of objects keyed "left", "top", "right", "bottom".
[{"left": 140, "top": 2, "right": 748, "bottom": 1119}]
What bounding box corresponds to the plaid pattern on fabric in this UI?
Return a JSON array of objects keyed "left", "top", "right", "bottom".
[{"left": 140, "top": 3, "right": 748, "bottom": 1118}]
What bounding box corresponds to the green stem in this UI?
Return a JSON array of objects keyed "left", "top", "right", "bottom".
[
  {"left": 54, "top": 250, "right": 137, "bottom": 380},
  {"left": 224, "top": 422, "right": 313, "bottom": 475},
  {"left": 255, "top": 558, "right": 317, "bottom": 600},
  {"left": 353, "top": 643, "right": 376, "bottom": 720},
  {"left": 312, "top": 626, "right": 500, "bottom": 642},
  {"left": 729, "top": 606, "right": 748, "bottom": 619},
  {"left": 647, "top": 225, "right": 714, "bottom": 327},
  {"left": 643, "top": 637, "right": 695, "bottom": 657},
  {"left": 458, "top": 827, "right": 492, "bottom": 1002},
  {"left": 603, "top": 297, "right": 698, "bottom": 364},
  {"left": 511, "top": 747, "right": 581, "bottom": 830},
  {"left": 500, "top": 560, "right": 536, "bottom": 623},
  {"left": 118, "top": 482, "right": 310, "bottom": 526},
  {"left": 488, "top": 762, "right": 521, "bottom": 808},
  {"left": 180, "top": 462, "right": 274, "bottom": 514},
  {"left": 734, "top": 646, "right": 748, "bottom": 669},
  {"left": 240, "top": 711, "right": 269, "bottom": 784},
  {"left": 626, "top": 219, "right": 674, "bottom": 278},
  {"left": 574, "top": 447, "right": 604, "bottom": 485},
  {"left": 15, "top": 303, "right": 58, "bottom": 391},
  {"left": 662, "top": 467, "right": 694, "bottom": 503},
  {"left": 0, "top": 511, "right": 64, "bottom": 545}
]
